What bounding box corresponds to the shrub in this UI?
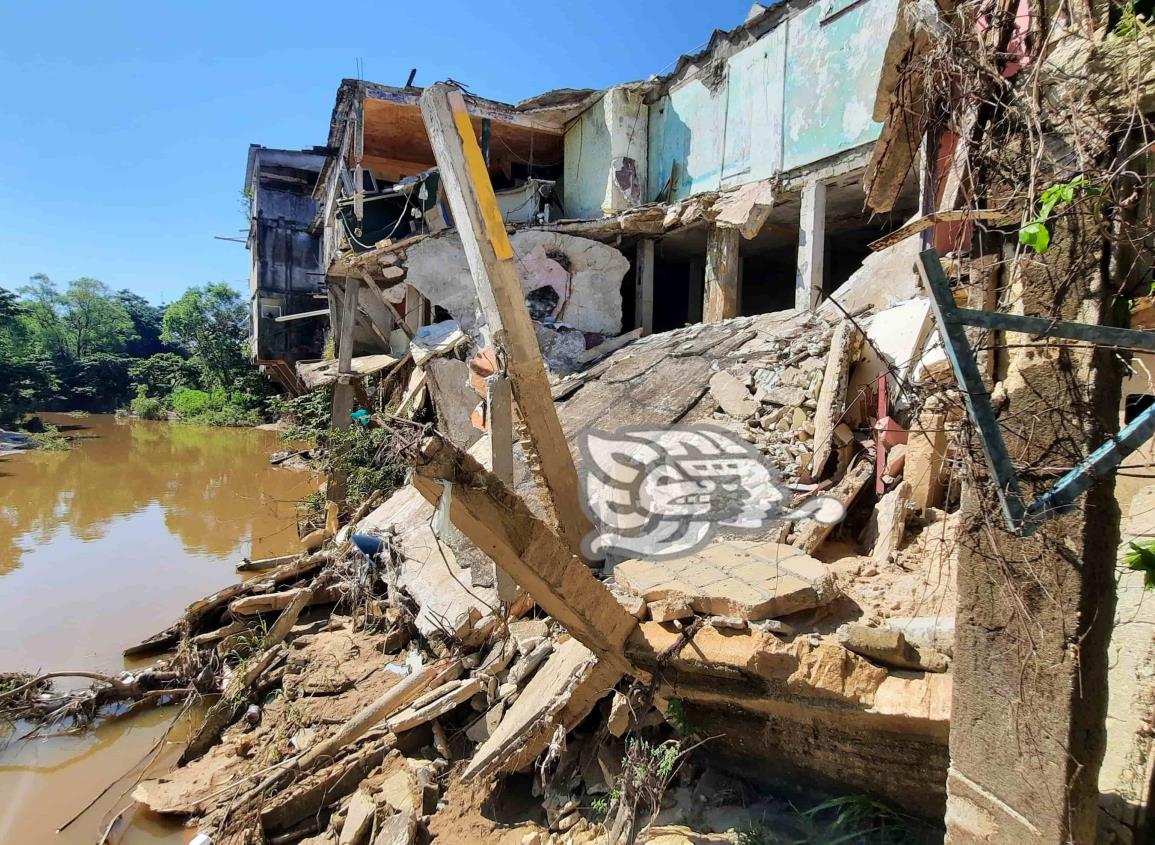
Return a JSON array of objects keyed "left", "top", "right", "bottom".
[
  {"left": 170, "top": 387, "right": 264, "bottom": 427},
  {"left": 129, "top": 393, "right": 167, "bottom": 421}
]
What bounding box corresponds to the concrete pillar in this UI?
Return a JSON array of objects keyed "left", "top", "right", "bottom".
[
  {"left": 688, "top": 259, "right": 704, "bottom": 324},
  {"left": 487, "top": 376, "right": 518, "bottom": 603},
  {"left": 704, "top": 225, "right": 740, "bottom": 323},
  {"left": 945, "top": 223, "right": 1120, "bottom": 844},
  {"left": 601, "top": 86, "right": 649, "bottom": 214},
  {"left": 795, "top": 178, "right": 826, "bottom": 311},
  {"left": 635, "top": 239, "right": 655, "bottom": 336}
]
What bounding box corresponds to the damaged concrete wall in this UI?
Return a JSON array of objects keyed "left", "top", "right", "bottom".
[
  {"left": 646, "top": 0, "right": 897, "bottom": 204},
  {"left": 562, "top": 86, "right": 649, "bottom": 219},
  {"left": 403, "top": 230, "right": 629, "bottom": 336},
  {"left": 781, "top": 0, "right": 898, "bottom": 170}
]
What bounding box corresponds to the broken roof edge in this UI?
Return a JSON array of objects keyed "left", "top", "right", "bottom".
[
  {"left": 357, "top": 80, "right": 572, "bottom": 133},
  {"left": 645, "top": 0, "right": 820, "bottom": 102}
]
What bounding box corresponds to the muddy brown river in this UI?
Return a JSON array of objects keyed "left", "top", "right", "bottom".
[{"left": 0, "top": 413, "right": 317, "bottom": 844}]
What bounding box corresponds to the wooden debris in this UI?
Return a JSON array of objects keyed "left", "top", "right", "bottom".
[
  {"left": 228, "top": 584, "right": 346, "bottom": 618},
  {"left": 411, "top": 434, "right": 637, "bottom": 672}
]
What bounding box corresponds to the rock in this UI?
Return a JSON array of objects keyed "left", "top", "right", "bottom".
[
  {"left": 466, "top": 701, "right": 506, "bottom": 743},
  {"left": 637, "top": 825, "right": 738, "bottom": 844},
  {"left": 522, "top": 834, "right": 543, "bottom": 845},
  {"left": 508, "top": 619, "right": 550, "bottom": 651},
  {"left": 862, "top": 481, "right": 912, "bottom": 562},
  {"left": 378, "top": 764, "right": 421, "bottom": 814},
  {"left": 709, "top": 371, "right": 758, "bottom": 419},
  {"left": 616, "top": 541, "right": 838, "bottom": 621},
  {"left": 612, "top": 591, "right": 647, "bottom": 619},
  {"left": 649, "top": 598, "right": 695, "bottom": 623},
  {"left": 607, "top": 691, "right": 631, "bottom": 737},
  {"left": 836, "top": 622, "right": 949, "bottom": 672},
  {"left": 760, "top": 385, "right": 806, "bottom": 407},
  {"left": 339, "top": 790, "right": 376, "bottom": 845},
  {"left": 372, "top": 811, "right": 416, "bottom": 845}
]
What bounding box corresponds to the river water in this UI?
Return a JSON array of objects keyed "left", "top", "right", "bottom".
[{"left": 0, "top": 413, "right": 317, "bottom": 844}]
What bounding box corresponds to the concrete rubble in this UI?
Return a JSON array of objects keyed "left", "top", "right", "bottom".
[{"left": 107, "top": 234, "right": 972, "bottom": 844}]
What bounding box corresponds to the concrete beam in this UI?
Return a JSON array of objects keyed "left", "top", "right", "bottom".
[
  {"left": 411, "top": 434, "right": 636, "bottom": 673},
  {"left": 419, "top": 83, "right": 593, "bottom": 558}
]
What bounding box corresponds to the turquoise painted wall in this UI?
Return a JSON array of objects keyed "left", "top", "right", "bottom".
[
  {"left": 563, "top": 101, "right": 612, "bottom": 220},
  {"left": 782, "top": 0, "right": 898, "bottom": 171},
  {"left": 640, "top": 0, "right": 897, "bottom": 203}
]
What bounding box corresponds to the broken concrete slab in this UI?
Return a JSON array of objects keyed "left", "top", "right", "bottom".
[
  {"left": 372, "top": 810, "right": 416, "bottom": 845},
  {"left": 339, "top": 789, "right": 376, "bottom": 845},
  {"left": 360, "top": 484, "right": 499, "bottom": 647},
  {"left": 864, "top": 481, "right": 912, "bottom": 562},
  {"left": 904, "top": 411, "right": 948, "bottom": 513},
  {"left": 712, "top": 180, "right": 775, "bottom": 239},
  {"left": 462, "top": 637, "right": 620, "bottom": 781},
  {"left": 848, "top": 298, "right": 933, "bottom": 409},
  {"left": 403, "top": 230, "right": 628, "bottom": 336},
  {"left": 425, "top": 357, "right": 483, "bottom": 449},
  {"left": 836, "top": 623, "right": 949, "bottom": 673},
  {"left": 810, "top": 321, "right": 864, "bottom": 480},
  {"left": 614, "top": 540, "right": 838, "bottom": 621},
  {"left": 648, "top": 597, "right": 695, "bottom": 623},
  {"left": 792, "top": 460, "right": 873, "bottom": 553},
  {"left": 708, "top": 371, "right": 758, "bottom": 419}
]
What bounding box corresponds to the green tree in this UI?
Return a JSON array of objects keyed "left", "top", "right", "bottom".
[
  {"left": 129, "top": 352, "right": 198, "bottom": 398},
  {"left": 115, "top": 289, "right": 168, "bottom": 358},
  {"left": 56, "top": 278, "right": 137, "bottom": 359},
  {"left": 0, "top": 287, "right": 58, "bottom": 424},
  {"left": 18, "top": 274, "right": 67, "bottom": 358},
  {"left": 162, "top": 283, "right": 249, "bottom": 390}
]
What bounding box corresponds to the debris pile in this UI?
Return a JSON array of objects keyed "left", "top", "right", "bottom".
[{"left": 2, "top": 246, "right": 964, "bottom": 844}]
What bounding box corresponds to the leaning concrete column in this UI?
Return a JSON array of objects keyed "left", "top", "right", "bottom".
[
  {"left": 795, "top": 178, "right": 826, "bottom": 311},
  {"left": 945, "top": 218, "right": 1120, "bottom": 844},
  {"left": 704, "top": 224, "right": 740, "bottom": 322}
]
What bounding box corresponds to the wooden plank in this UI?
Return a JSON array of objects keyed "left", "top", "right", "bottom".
[
  {"left": 419, "top": 83, "right": 592, "bottom": 557},
  {"left": 337, "top": 276, "right": 360, "bottom": 375},
  {"left": 704, "top": 225, "right": 740, "bottom": 322}
]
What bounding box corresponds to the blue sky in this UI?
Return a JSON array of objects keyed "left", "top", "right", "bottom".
[{"left": 0, "top": 1, "right": 751, "bottom": 305}]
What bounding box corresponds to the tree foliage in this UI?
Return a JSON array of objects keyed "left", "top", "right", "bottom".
[
  {"left": 161, "top": 283, "right": 249, "bottom": 391},
  {"left": 0, "top": 275, "right": 268, "bottom": 426}
]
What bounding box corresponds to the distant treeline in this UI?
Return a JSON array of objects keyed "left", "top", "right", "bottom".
[{"left": 0, "top": 277, "right": 272, "bottom": 427}]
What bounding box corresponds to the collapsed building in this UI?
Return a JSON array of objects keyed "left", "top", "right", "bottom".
[
  {"left": 30, "top": 2, "right": 1145, "bottom": 845},
  {"left": 245, "top": 0, "right": 918, "bottom": 388}
]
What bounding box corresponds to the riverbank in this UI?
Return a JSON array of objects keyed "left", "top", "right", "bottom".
[{"left": 0, "top": 414, "right": 317, "bottom": 845}]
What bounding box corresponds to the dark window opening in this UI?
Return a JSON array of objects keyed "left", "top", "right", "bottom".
[{"left": 1126, "top": 394, "right": 1155, "bottom": 423}]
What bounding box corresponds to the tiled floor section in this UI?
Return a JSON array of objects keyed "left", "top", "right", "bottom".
[{"left": 614, "top": 540, "right": 837, "bottom": 620}]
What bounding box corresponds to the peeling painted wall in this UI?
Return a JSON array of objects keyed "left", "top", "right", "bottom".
[
  {"left": 563, "top": 87, "right": 649, "bottom": 219},
  {"left": 563, "top": 101, "right": 613, "bottom": 220},
  {"left": 640, "top": 0, "right": 898, "bottom": 204},
  {"left": 782, "top": 0, "right": 898, "bottom": 171}
]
